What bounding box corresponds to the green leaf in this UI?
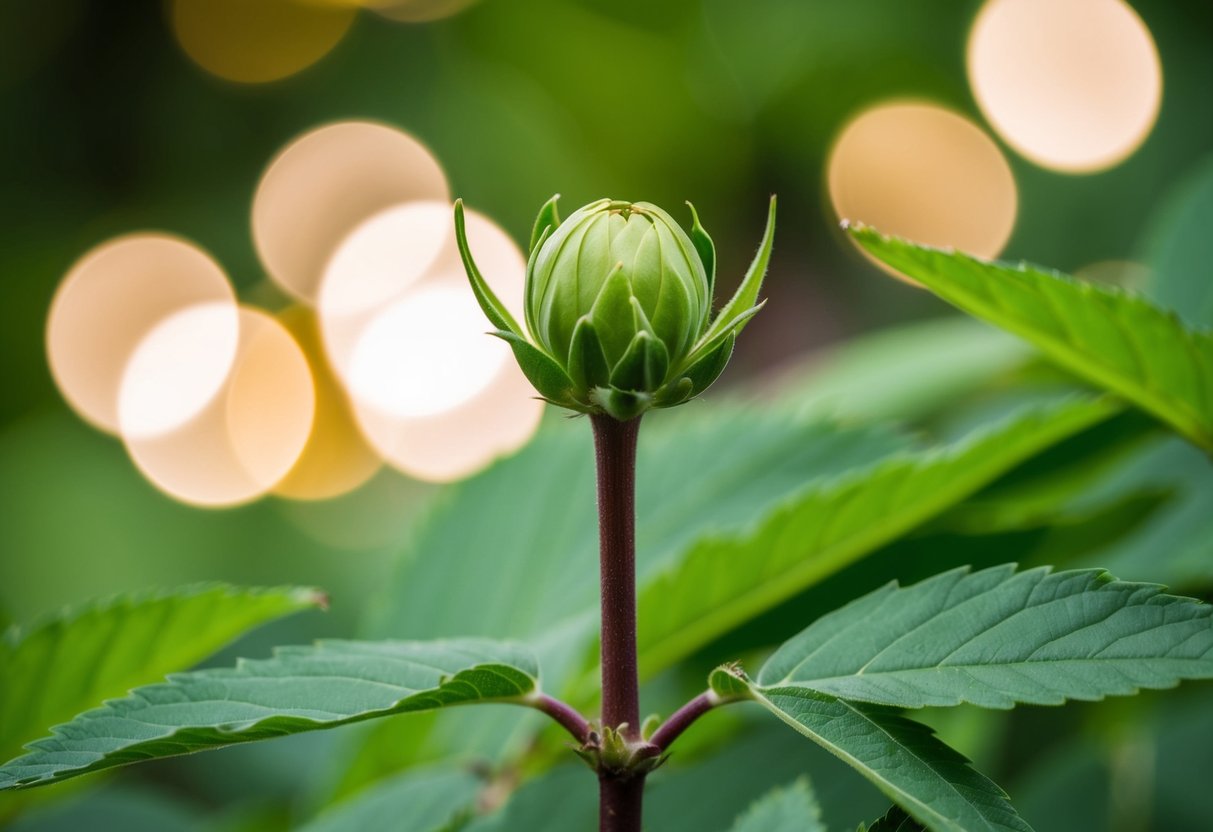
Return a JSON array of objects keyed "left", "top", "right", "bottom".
[
  {"left": 530, "top": 194, "right": 562, "bottom": 255},
  {"left": 699, "top": 195, "right": 776, "bottom": 346},
  {"left": 0, "top": 639, "right": 539, "bottom": 790},
  {"left": 748, "top": 687, "right": 1033, "bottom": 832},
  {"left": 849, "top": 225, "right": 1213, "bottom": 451},
  {"left": 455, "top": 200, "right": 524, "bottom": 337},
  {"left": 464, "top": 766, "right": 595, "bottom": 832},
  {"left": 1143, "top": 156, "right": 1213, "bottom": 328},
  {"left": 0, "top": 584, "right": 324, "bottom": 769},
  {"left": 297, "top": 766, "right": 480, "bottom": 832},
  {"left": 686, "top": 201, "right": 716, "bottom": 298},
  {"left": 635, "top": 396, "right": 1119, "bottom": 676},
  {"left": 3, "top": 784, "right": 206, "bottom": 832},
  {"left": 938, "top": 409, "right": 1159, "bottom": 536},
  {"left": 1010, "top": 686, "right": 1213, "bottom": 831},
  {"left": 863, "top": 805, "right": 926, "bottom": 831},
  {"left": 758, "top": 564, "right": 1213, "bottom": 709},
  {"left": 767, "top": 317, "right": 1031, "bottom": 423},
  {"left": 1063, "top": 436, "right": 1213, "bottom": 587},
  {"left": 726, "top": 778, "right": 824, "bottom": 832}
]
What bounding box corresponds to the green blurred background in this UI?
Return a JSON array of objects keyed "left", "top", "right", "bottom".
[{"left": 1, "top": 1, "right": 1210, "bottom": 829}]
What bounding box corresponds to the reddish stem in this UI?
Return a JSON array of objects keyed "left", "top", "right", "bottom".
[
  {"left": 591, "top": 414, "right": 642, "bottom": 740},
  {"left": 532, "top": 694, "right": 592, "bottom": 744},
  {"left": 599, "top": 776, "right": 645, "bottom": 831},
  {"left": 649, "top": 691, "right": 718, "bottom": 752},
  {"left": 590, "top": 413, "right": 644, "bottom": 832}
]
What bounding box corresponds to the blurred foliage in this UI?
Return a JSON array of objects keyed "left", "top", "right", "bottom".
[{"left": 1, "top": 0, "right": 1211, "bottom": 830}]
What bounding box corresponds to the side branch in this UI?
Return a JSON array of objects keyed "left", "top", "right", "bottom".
[
  {"left": 530, "top": 694, "right": 593, "bottom": 744},
  {"left": 649, "top": 691, "right": 724, "bottom": 752}
]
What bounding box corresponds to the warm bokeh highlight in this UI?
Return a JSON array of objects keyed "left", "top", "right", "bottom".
[
  {"left": 968, "top": 0, "right": 1163, "bottom": 173},
  {"left": 828, "top": 101, "right": 1018, "bottom": 280}
]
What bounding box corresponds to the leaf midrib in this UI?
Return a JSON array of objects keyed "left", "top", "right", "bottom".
[{"left": 784, "top": 654, "right": 1210, "bottom": 696}]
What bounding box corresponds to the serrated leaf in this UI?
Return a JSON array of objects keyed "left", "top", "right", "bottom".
[
  {"left": 635, "top": 396, "right": 1119, "bottom": 676},
  {"left": 758, "top": 564, "right": 1213, "bottom": 709},
  {"left": 297, "top": 766, "right": 480, "bottom": 832},
  {"left": 0, "top": 639, "right": 539, "bottom": 790},
  {"left": 0, "top": 584, "right": 324, "bottom": 768},
  {"left": 849, "top": 226, "right": 1213, "bottom": 451},
  {"left": 750, "top": 687, "right": 1033, "bottom": 832},
  {"left": 727, "top": 778, "right": 824, "bottom": 832}
]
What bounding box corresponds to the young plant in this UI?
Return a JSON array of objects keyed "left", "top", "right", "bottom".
[{"left": 1, "top": 199, "right": 1211, "bottom": 832}]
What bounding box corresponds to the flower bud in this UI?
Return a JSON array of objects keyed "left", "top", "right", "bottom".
[{"left": 456, "top": 195, "right": 775, "bottom": 421}]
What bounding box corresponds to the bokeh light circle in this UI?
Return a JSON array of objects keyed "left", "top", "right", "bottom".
[
  {"left": 273, "top": 307, "right": 382, "bottom": 501},
  {"left": 122, "top": 306, "right": 315, "bottom": 507},
  {"left": 828, "top": 101, "right": 1018, "bottom": 278},
  {"left": 117, "top": 303, "right": 240, "bottom": 440},
  {"left": 318, "top": 202, "right": 525, "bottom": 386},
  {"left": 352, "top": 351, "right": 544, "bottom": 483},
  {"left": 319, "top": 200, "right": 450, "bottom": 320},
  {"left": 253, "top": 121, "right": 449, "bottom": 304},
  {"left": 170, "top": 0, "right": 356, "bottom": 84},
  {"left": 968, "top": 0, "right": 1163, "bottom": 173},
  {"left": 321, "top": 203, "right": 540, "bottom": 483},
  {"left": 348, "top": 284, "right": 508, "bottom": 419},
  {"left": 47, "top": 233, "right": 237, "bottom": 435}
]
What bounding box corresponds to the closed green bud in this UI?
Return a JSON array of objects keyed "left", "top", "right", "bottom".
[{"left": 455, "top": 195, "right": 776, "bottom": 421}]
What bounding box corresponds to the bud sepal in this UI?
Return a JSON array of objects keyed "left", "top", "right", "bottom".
[{"left": 455, "top": 195, "right": 776, "bottom": 420}]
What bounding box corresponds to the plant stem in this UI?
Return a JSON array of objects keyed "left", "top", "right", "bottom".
[
  {"left": 591, "top": 414, "right": 642, "bottom": 737},
  {"left": 649, "top": 691, "right": 718, "bottom": 752},
  {"left": 600, "top": 777, "right": 645, "bottom": 831},
  {"left": 590, "top": 413, "right": 644, "bottom": 832},
  {"left": 531, "top": 694, "right": 592, "bottom": 744}
]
